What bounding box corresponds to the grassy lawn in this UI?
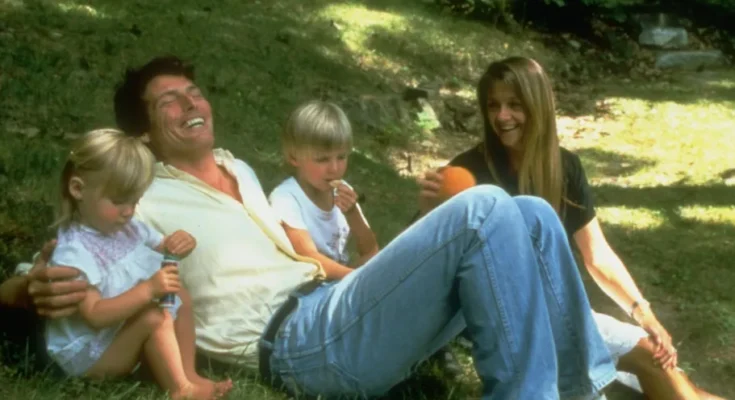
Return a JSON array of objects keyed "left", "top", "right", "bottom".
[{"left": 1, "top": 0, "right": 733, "bottom": 398}]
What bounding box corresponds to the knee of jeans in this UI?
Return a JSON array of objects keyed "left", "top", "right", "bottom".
[
  {"left": 513, "top": 196, "right": 561, "bottom": 230},
  {"left": 452, "top": 184, "right": 511, "bottom": 213}
]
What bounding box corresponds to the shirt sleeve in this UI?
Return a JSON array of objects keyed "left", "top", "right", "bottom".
[
  {"left": 562, "top": 150, "right": 597, "bottom": 236},
  {"left": 268, "top": 187, "right": 308, "bottom": 230},
  {"left": 449, "top": 144, "right": 497, "bottom": 186},
  {"left": 132, "top": 218, "right": 165, "bottom": 250},
  {"left": 49, "top": 242, "right": 102, "bottom": 287}
]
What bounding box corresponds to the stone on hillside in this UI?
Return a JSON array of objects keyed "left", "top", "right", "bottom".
[
  {"left": 403, "top": 87, "right": 430, "bottom": 102},
  {"left": 655, "top": 50, "right": 726, "bottom": 69},
  {"left": 639, "top": 27, "right": 688, "bottom": 49},
  {"left": 632, "top": 13, "right": 686, "bottom": 30},
  {"left": 444, "top": 96, "right": 481, "bottom": 134},
  {"left": 413, "top": 98, "right": 441, "bottom": 131},
  {"left": 352, "top": 95, "right": 410, "bottom": 131}
]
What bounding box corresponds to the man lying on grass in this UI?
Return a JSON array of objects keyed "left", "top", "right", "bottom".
[{"left": 1, "top": 55, "right": 618, "bottom": 399}]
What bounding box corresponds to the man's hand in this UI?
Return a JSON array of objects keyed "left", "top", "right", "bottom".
[
  {"left": 163, "top": 230, "right": 197, "bottom": 257},
  {"left": 27, "top": 240, "right": 87, "bottom": 318}
]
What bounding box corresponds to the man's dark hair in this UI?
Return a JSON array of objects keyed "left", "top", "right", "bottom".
[{"left": 113, "top": 56, "right": 196, "bottom": 137}]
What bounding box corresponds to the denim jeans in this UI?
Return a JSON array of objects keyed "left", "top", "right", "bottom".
[{"left": 266, "top": 185, "right": 616, "bottom": 399}]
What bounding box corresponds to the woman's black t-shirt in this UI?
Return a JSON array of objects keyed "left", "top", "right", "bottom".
[{"left": 449, "top": 144, "right": 596, "bottom": 237}]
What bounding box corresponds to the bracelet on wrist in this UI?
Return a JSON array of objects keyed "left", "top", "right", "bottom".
[{"left": 630, "top": 298, "right": 650, "bottom": 322}]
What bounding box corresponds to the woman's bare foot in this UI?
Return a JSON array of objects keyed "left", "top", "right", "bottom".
[{"left": 170, "top": 382, "right": 218, "bottom": 400}]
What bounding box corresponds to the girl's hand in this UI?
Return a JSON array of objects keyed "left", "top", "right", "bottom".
[
  {"left": 636, "top": 308, "right": 678, "bottom": 370},
  {"left": 164, "top": 230, "right": 196, "bottom": 257},
  {"left": 147, "top": 266, "right": 180, "bottom": 298},
  {"left": 332, "top": 181, "right": 359, "bottom": 214},
  {"left": 417, "top": 169, "right": 444, "bottom": 216}
]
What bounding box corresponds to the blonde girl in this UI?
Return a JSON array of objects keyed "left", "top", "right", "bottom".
[{"left": 45, "top": 128, "right": 231, "bottom": 400}]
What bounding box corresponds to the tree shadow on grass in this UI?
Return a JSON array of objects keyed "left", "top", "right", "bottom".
[
  {"left": 581, "top": 182, "right": 735, "bottom": 398},
  {"left": 556, "top": 69, "right": 735, "bottom": 119},
  {"left": 598, "top": 71, "right": 735, "bottom": 106},
  {"left": 575, "top": 147, "right": 658, "bottom": 181}
]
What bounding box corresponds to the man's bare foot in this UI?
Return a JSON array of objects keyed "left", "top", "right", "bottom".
[
  {"left": 190, "top": 374, "right": 233, "bottom": 396},
  {"left": 170, "top": 382, "right": 218, "bottom": 400}
]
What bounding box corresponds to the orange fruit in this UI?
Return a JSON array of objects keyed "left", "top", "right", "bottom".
[{"left": 438, "top": 166, "right": 476, "bottom": 200}]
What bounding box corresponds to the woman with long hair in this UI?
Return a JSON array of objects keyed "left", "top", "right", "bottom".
[{"left": 418, "top": 56, "right": 723, "bottom": 400}]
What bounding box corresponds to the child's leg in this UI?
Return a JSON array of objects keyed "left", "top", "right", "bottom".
[
  {"left": 618, "top": 337, "right": 725, "bottom": 400},
  {"left": 87, "top": 304, "right": 216, "bottom": 400},
  {"left": 174, "top": 289, "right": 232, "bottom": 394}
]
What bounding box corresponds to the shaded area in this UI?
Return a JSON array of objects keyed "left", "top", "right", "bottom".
[
  {"left": 594, "top": 183, "right": 735, "bottom": 209},
  {"left": 556, "top": 69, "right": 735, "bottom": 119},
  {"left": 580, "top": 182, "right": 735, "bottom": 397},
  {"left": 575, "top": 147, "right": 658, "bottom": 181},
  {"left": 596, "top": 72, "right": 735, "bottom": 106},
  {"left": 0, "top": 0, "right": 410, "bottom": 272}
]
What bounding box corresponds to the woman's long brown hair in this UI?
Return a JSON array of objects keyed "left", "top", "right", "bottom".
[{"left": 476, "top": 56, "right": 565, "bottom": 214}]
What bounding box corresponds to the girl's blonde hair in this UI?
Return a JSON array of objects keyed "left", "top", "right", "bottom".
[
  {"left": 55, "top": 128, "right": 156, "bottom": 228},
  {"left": 282, "top": 100, "right": 353, "bottom": 159},
  {"left": 477, "top": 56, "right": 565, "bottom": 214}
]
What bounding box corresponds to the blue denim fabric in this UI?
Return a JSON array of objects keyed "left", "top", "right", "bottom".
[{"left": 266, "top": 185, "right": 616, "bottom": 399}]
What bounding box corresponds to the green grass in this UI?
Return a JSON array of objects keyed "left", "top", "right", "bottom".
[{"left": 1, "top": 0, "right": 734, "bottom": 398}]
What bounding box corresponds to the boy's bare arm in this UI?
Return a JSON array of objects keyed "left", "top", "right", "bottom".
[
  {"left": 344, "top": 205, "right": 379, "bottom": 267},
  {"left": 282, "top": 223, "right": 354, "bottom": 280}
]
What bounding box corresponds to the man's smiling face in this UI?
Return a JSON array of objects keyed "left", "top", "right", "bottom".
[{"left": 143, "top": 74, "right": 214, "bottom": 160}]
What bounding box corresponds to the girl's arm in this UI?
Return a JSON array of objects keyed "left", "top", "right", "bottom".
[
  {"left": 78, "top": 266, "right": 179, "bottom": 330},
  {"left": 343, "top": 206, "right": 379, "bottom": 267},
  {"left": 574, "top": 217, "right": 678, "bottom": 369},
  {"left": 281, "top": 223, "right": 354, "bottom": 280}
]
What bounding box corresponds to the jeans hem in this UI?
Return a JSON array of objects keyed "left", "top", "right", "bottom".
[{"left": 559, "top": 367, "right": 617, "bottom": 399}]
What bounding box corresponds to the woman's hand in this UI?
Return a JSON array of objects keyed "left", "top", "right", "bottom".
[
  {"left": 27, "top": 240, "right": 88, "bottom": 318},
  {"left": 417, "top": 169, "right": 444, "bottom": 216},
  {"left": 636, "top": 306, "right": 678, "bottom": 370}
]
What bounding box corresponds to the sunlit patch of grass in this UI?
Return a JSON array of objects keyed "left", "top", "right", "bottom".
[
  {"left": 596, "top": 207, "right": 666, "bottom": 230},
  {"left": 704, "top": 79, "right": 735, "bottom": 89},
  {"left": 565, "top": 74, "right": 735, "bottom": 188},
  {"left": 316, "top": 1, "right": 554, "bottom": 91},
  {"left": 678, "top": 206, "right": 735, "bottom": 225},
  {"left": 55, "top": 1, "right": 109, "bottom": 18}
]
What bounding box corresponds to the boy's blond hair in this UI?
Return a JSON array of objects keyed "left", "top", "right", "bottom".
[
  {"left": 282, "top": 100, "right": 353, "bottom": 159},
  {"left": 55, "top": 128, "right": 156, "bottom": 228}
]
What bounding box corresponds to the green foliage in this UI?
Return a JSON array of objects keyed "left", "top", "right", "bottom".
[
  {"left": 433, "top": 0, "right": 515, "bottom": 20},
  {"left": 435, "top": 0, "right": 735, "bottom": 16}
]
